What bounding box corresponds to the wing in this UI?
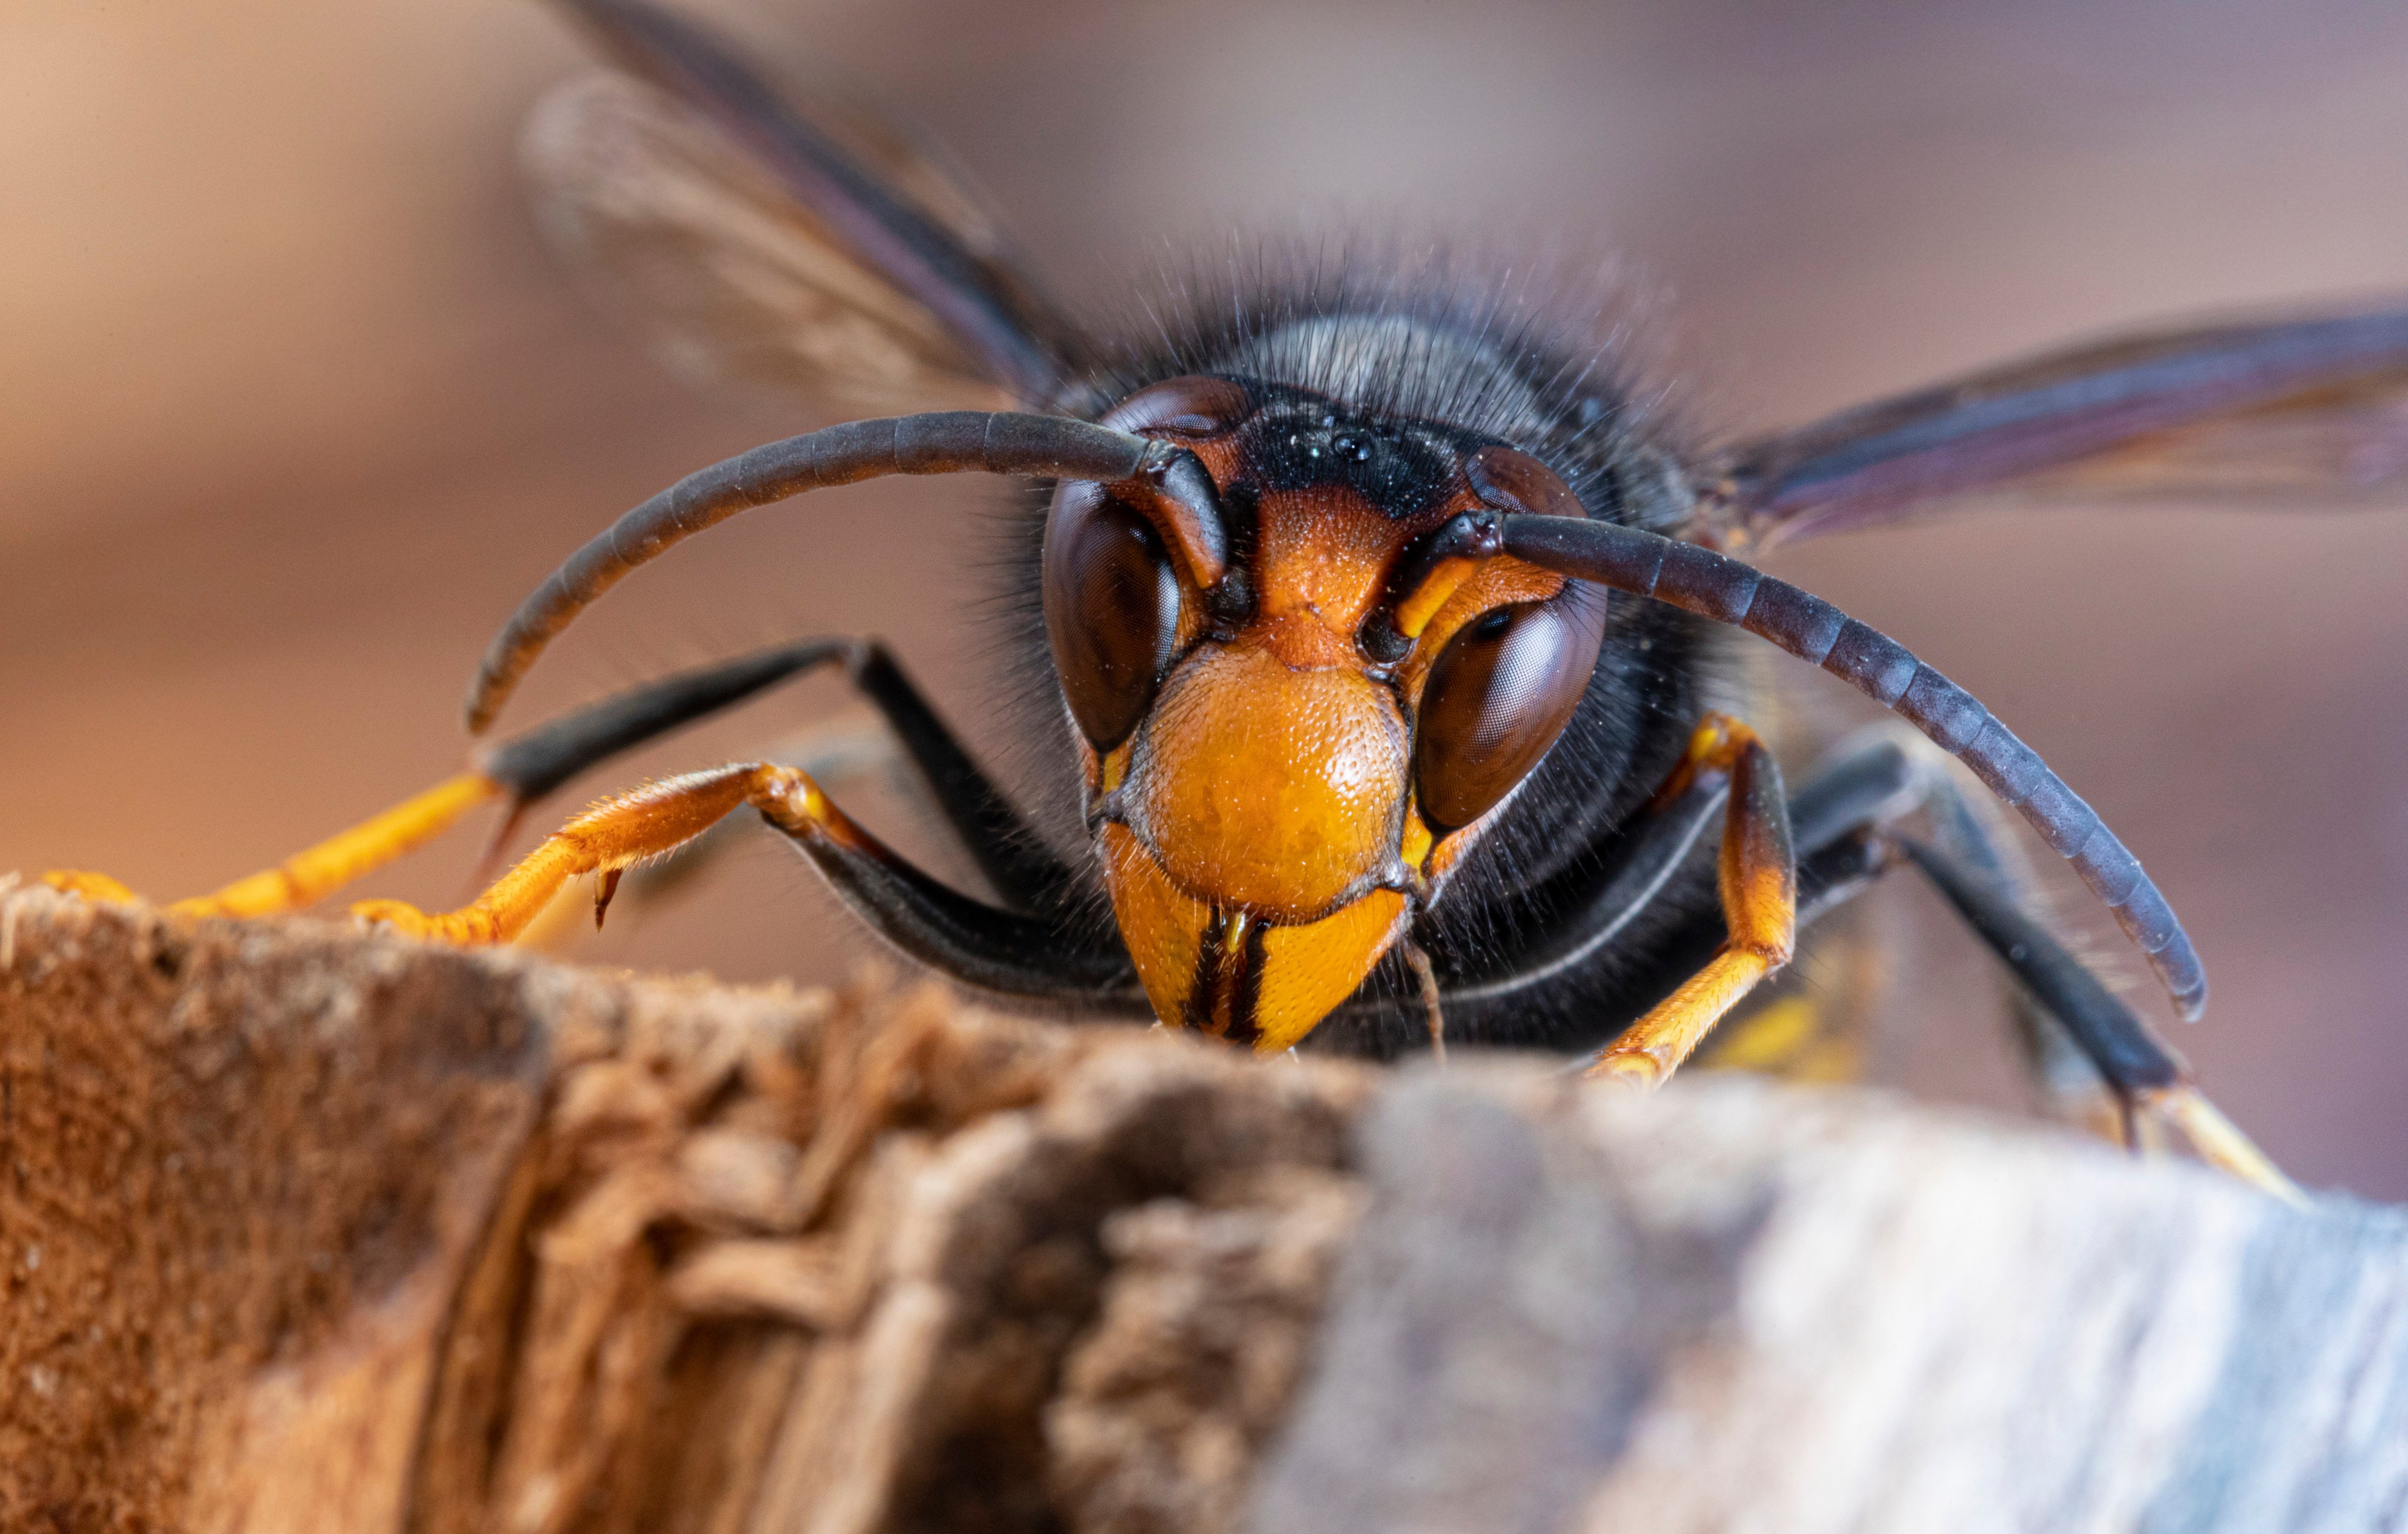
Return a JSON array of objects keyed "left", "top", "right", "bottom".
[
  {"left": 524, "top": 0, "right": 1080, "bottom": 415},
  {"left": 1698, "top": 302, "right": 2408, "bottom": 550}
]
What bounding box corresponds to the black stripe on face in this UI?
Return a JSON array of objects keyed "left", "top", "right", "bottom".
[
  {"left": 1228, "top": 918, "right": 1267, "bottom": 1049},
  {"left": 1183, "top": 917, "right": 1224, "bottom": 1036},
  {"left": 1181, "top": 908, "right": 1267, "bottom": 1048}
]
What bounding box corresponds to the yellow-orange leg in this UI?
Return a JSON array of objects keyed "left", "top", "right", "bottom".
[
  {"left": 353, "top": 764, "right": 833, "bottom": 945},
  {"left": 34, "top": 637, "right": 895, "bottom": 922},
  {"left": 2142, "top": 1085, "right": 2307, "bottom": 1205},
  {"left": 1587, "top": 715, "right": 1795, "bottom": 1088},
  {"left": 348, "top": 761, "right": 1140, "bottom": 1009},
  {"left": 44, "top": 773, "right": 505, "bottom": 919}
]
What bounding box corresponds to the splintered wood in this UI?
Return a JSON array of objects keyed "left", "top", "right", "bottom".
[
  {"left": 2, "top": 883, "right": 2404, "bottom": 1533},
  {"left": 0, "top": 886, "right": 1369, "bottom": 1534}
]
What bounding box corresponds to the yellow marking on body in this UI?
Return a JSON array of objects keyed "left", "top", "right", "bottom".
[
  {"left": 1250, "top": 890, "right": 1410, "bottom": 1054},
  {"left": 1394, "top": 556, "right": 1478, "bottom": 638},
  {"left": 1703, "top": 996, "right": 1819, "bottom": 1071},
  {"left": 1701, "top": 996, "right": 1863, "bottom": 1083}
]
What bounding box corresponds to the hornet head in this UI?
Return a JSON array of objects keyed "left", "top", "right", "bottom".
[{"left": 1044, "top": 375, "right": 1609, "bottom": 1051}]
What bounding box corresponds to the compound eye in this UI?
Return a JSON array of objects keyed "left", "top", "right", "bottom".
[
  {"left": 1414, "top": 583, "right": 1609, "bottom": 832},
  {"left": 1044, "top": 481, "right": 1182, "bottom": 751},
  {"left": 1100, "top": 375, "right": 1254, "bottom": 438}
]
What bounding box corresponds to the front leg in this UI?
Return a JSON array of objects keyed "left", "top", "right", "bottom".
[
  {"left": 357, "top": 763, "right": 1143, "bottom": 1009},
  {"left": 41, "top": 634, "right": 1081, "bottom": 928},
  {"left": 1584, "top": 714, "right": 1795, "bottom": 1087}
]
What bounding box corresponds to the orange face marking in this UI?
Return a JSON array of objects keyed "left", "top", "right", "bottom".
[
  {"left": 1094, "top": 482, "right": 1442, "bottom": 1048},
  {"left": 1250, "top": 485, "right": 1412, "bottom": 643},
  {"left": 1124, "top": 638, "right": 1408, "bottom": 923}
]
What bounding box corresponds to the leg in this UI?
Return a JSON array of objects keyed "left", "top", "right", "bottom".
[
  {"left": 1724, "top": 736, "right": 2297, "bottom": 1196},
  {"left": 1814, "top": 733, "right": 2109, "bottom": 1119},
  {"left": 45, "top": 772, "right": 505, "bottom": 919},
  {"left": 46, "top": 636, "right": 1073, "bottom": 922},
  {"left": 1582, "top": 735, "right": 2297, "bottom": 1197},
  {"left": 483, "top": 636, "right": 1078, "bottom": 913},
  {"left": 357, "top": 762, "right": 1144, "bottom": 1008},
  {"left": 1794, "top": 733, "right": 2189, "bottom": 1129},
  {"left": 1584, "top": 715, "right": 1796, "bottom": 1086},
  {"left": 1693, "top": 855, "right": 1893, "bottom": 1085},
  {"left": 845, "top": 643, "right": 1080, "bottom": 916},
  {"left": 1691, "top": 733, "right": 1999, "bottom": 1087},
  {"left": 1895, "top": 834, "right": 2300, "bottom": 1201},
  {"left": 42, "top": 641, "right": 853, "bottom": 918}
]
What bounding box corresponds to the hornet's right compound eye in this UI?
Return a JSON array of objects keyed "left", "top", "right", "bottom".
[{"left": 1043, "top": 481, "right": 1182, "bottom": 751}]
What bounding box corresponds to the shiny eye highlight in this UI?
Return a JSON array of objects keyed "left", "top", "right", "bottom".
[
  {"left": 1043, "top": 481, "right": 1182, "bottom": 751},
  {"left": 1099, "top": 375, "right": 1254, "bottom": 438},
  {"left": 1412, "top": 582, "right": 1610, "bottom": 832}
]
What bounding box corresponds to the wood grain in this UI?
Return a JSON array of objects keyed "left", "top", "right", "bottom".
[{"left": 1, "top": 883, "right": 2399, "bottom": 1532}]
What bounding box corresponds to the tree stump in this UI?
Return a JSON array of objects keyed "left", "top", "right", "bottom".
[{"left": 2, "top": 882, "right": 2402, "bottom": 1532}]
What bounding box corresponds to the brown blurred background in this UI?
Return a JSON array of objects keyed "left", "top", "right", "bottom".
[{"left": 5, "top": 1, "right": 2404, "bottom": 1196}]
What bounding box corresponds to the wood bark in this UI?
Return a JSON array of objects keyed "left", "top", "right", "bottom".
[{"left": 1, "top": 883, "right": 2400, "bottom": 1533}]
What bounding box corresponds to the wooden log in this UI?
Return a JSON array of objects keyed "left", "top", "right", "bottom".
[
  {"left": 1, "top": 882, "right": 2400, "bottom": 1532},
  {"left": 1255, "top": 1073, "right": 2408, "bottom": 1534}
]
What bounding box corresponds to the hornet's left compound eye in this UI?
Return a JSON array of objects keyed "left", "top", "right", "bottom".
[
  {"left": 1412, "top": 582, "right": 1610, "bottom": 833},
  {"left": 1044, "top": 481, "right": 1182, "bottom": 751}
]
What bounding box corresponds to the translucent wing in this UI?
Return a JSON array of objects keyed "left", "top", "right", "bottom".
[
  {"left": 525, "top": 0, "right": 1078, "bottom": 415},
  {"left": 1699, "top": 302, "right": 2408, "bottom": 550}
]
